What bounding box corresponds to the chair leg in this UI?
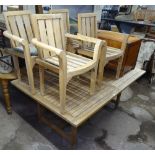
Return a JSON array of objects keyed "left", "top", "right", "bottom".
[
  {"left": 90, "top": 66, "right": 98, "bottom": 95},
  {"left": 39, "top": 66, "right": 45, "bottom": 95},
  {"left": 97, "top": 58, "right": 104, "bottom": 85},
  {"left": 26, "top": 66, "right": 35, "bottom": 94},
  {"left": 12, "top": 56, "right": 21, "bottom": 81},
  {"left": 24, "top": 55, "right": 35, "bottom": 94},
  {"left": 59, "top": 72, "right": 66, "bottom": 114},
  {"left": 97, "top": 59, "right": 104, "bottom": 84},
  {"left": 97, "top": 45, "right": 106, "bottom": 85},
  {"left": 116, "top": 56, "right": 123, "bottom": 79}
]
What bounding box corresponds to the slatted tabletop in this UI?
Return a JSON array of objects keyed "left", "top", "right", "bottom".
[{"left": 11, "top": 68, "right": 145, "bottom": 127}]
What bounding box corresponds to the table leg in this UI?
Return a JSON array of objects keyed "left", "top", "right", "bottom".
[{"left": 1, "top": 79, "right": 12, "bottom": 114}]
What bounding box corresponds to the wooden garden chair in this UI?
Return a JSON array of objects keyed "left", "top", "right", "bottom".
[
  {"left": 3, "top": 10, "right": 36, "bottom": 94},
  {"left": 77, "top": 13, "right": 129, "bottom": 80},
  {"left": 31, "top": 14, "right": 105, "bottom": 113}
]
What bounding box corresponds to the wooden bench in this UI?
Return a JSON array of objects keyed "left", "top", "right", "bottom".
[{"left": 11, "top": 67, "right": 145, "bottom": 146}]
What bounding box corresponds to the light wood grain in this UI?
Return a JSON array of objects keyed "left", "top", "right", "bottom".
[
  {"left": 78, "top": 13, "right": 129, "bottom": 79},
  {"left": 31, "top": 14, "right": 103, "bottom": 113},
  {"left": 49, "top": 9, "right": 70, "bottom": 33},
  {"left": 11, "top": 67, "right": 145, "bottom": 127}
]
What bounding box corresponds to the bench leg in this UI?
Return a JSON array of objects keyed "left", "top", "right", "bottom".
[
  {"left": 71, "top": 126, "right": 77, "bottom": 148},
  {"left": 105, "top": 93, "right": 121, "bottom": 110},
  {"left": 37, "top": 104, "right": 78, "bottom": 148},
  {"left": 116, "top": 56, "right": 123, "bottom": 79},
  {"left": 1, "top": 79, "right": 12, "bottom": 114},
  {"left": 90, "top": 67, "right": 98, "bottom": 95},
  {"left": 114, "top": 93, "right": 121, "bottom": 109}
]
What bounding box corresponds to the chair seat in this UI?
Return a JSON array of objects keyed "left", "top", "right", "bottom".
[
  {"left": 12, "top": 44, "right": 38, "bottom": 56},
  {"left": 77, "top": 46, "right": 123, "bottom": 62},
  {"left": 106, "top": 46, "right": 123, "bottom": 62},
  {"left": 45, "top": 52, "right": 92, "bottom": 72}
]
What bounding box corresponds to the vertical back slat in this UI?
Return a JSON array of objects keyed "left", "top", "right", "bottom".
[
  {"left": 59, "top": 17, "right": 66, "bottom": 50},
  {"left": 49, "top": 9, "right": 70, "bottom": 32},
  {"left": 94, "top": 16, "right": 97, "bottom": 37},
  {"left": 23, "top": 15, "right": 34, "bottom": 43},
  {"left": 15, "top": 15, "right": 28, "bottom": 41},
  {"left": 8, "top": 16, "right": 20, "bottom": 46},
  {"left": 62, "top": 13, "right": 67, "bottom": 32},
  {"left": 45, "top": 19, "right": 56, "bottom": 56},
  {"left": 90, "top": 16, "right": 96, "bottom": 48},
  {"left": 85, "top": 17, "right": 91, "bottom": 37},
  {"left": 81, "top": 17, "right": 86, "bottom": 35},
  {"left": 85, "top": 17, "right": 91, "bottom": 47},
  {"left": 38, "top": 20, "right": 49, "bottom": 58},
  {"left": 53, "top": 18, "right": 63, "bottom": 49},
  {"left": 90, "top": 17, "right": 95, "bottom": 37},
  {"left": 81, "top": 17, "right": 87, "bottom": 48}
]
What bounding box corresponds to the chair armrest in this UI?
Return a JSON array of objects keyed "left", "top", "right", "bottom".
[
  {"left": 97, "top": 29, "right": 124, "bottom": 42},
  {"left": 65, "top": 33, "right": 105, "bottom": 44},
  {"left": 32, "top": 38, "right": 64, "bottom": 56},
  {"left": 3, "top": 31, "right": 27, "bottom": 46}
]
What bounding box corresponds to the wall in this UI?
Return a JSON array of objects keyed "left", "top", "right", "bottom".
[{"left": 51, "top": 5, "right": 94, "bottom": 20}]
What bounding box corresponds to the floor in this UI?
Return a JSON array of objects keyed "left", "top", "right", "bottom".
[{"left": 0, "top": 74, "right": 155, "bottom": 150}]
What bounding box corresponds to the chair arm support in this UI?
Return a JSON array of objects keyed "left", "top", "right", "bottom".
[
  {"left": 65, "top": 33, "right": 106, "bottom": 44},
  {"left": 3, "top": 31, "right": 27, "bottom": 46},
  {"left": 32, "top": 38, "right": 64, "bottom": 56}
]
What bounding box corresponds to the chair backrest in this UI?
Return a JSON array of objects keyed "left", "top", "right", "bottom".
[
  {"left": 49, "top": 9, "right": 70, "bottom": 33},
  {"left": 78, "top": 13, "right": 97, "bottom": 49},
  {"left": 3, "top": 11, "right": 34, "bottom": 47},
  {"left": 97, "top": 30, "right": 129, "bottom": 52},
  {"left": 78, "top": 13, "right": 97, "bottom": 38},
  {"left": 31, "top": 14, "right": 66, "bottom": 58}
]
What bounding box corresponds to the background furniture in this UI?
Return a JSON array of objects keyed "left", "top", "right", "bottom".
[
  {"left": 136, "top": 38, "right": 155, "bottom": 83},
  {"left": 98, "top": 32, "right": 141, "bottom": 76},
  {"left": 0, "top": 72, "right": 16, "bottom": 114},
  {"left": 133, "top": 9, "right": 155, "bottom": 21},
  {"left": 100, "top": 18, "right": 155, "bottom": 34}
]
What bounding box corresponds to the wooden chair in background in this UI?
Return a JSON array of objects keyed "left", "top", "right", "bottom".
[
  {"left": 3, "top": 11, "right": 37, "bottom": 94},
  {"left": 49, "top": 9, "right": 70, "bottom": 32},
  {"left": 77, "top": 13, "right": 129, "bottom": 79},
  {"left": 31, "top": 14, "right": 105, "bottom": 113},
  {"left": 49, "top": 9, "right": 79, "bottom": 52}
]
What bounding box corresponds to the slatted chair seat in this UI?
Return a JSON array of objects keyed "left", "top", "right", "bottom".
[
  {"left": 106, "top": 47, "right": 123, "bottom": 62},
  {"left": 45, "top": 52, "right": 92, "bottom": 72},
  {"left": 77, "top": 46, "right": 123, "bottom": 63}
]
